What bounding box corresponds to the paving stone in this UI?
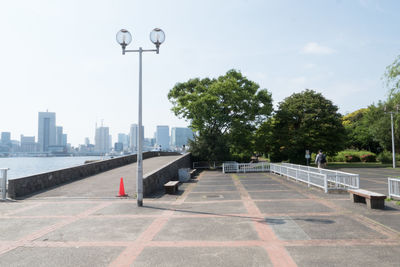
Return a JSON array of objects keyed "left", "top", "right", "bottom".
[
  {"left": 287, "top": 246, "right": 400, "bottom": 267},
  {"left": 184, "top": 192, "right": 241, "bottom": 202},
  {"left": 0, "top": 218, "right": 60, "bottom": 241},
  {"left": 174, "top": 201, "right": 247, "bottom": 215},
  {"left": 256, "top": 200, "right": 333, "bottom": 214},
  {"left": 39, "top": 217, "right": 154, "bottom": 241},
  {"left": 93, "top": 203, "right": 168, "bottom": 215},
  {"left": 249, "top": 191, "right": 308, "bottom": 200},
  {"left": 154, "top": 217, "right": 259, "bottom": 241},
  {"left": 134, "top": 247, "right": 272, "bottom": 267},
  {"left": 12, "top": 202, "right": 99, "bottom": 216},
  {"left": 0, "top": 247, "right": 124, "bottom": 267},
  {"left": 191, "top": 185, "right": 237, "bottom": 193},
  {"left": 291, "top": 215, "right": 386, "bottom": 240}
]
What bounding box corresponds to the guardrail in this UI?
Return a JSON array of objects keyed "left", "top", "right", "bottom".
[
  {"left": 388, "top": 178, "right": 400, "bottom": 199},
  {"left": 270, "top": 163, "right": 328, "bottom": 192},
  {"left": 223, "top": 162, "right": 270, "bottom": 173},
  {"left": 0, "top": 168, "right": 8, "bottom": 200},
  {"left": 281, "top": 163, "right": 359, "bottom": 190}
]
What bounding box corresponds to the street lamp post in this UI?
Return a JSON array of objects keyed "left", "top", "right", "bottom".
[
  {"left": 385, "top": 105, "right": 398, "bottom": 169},
  {"left": 116, "top": 28, "right": 165, "bottom": 207}
]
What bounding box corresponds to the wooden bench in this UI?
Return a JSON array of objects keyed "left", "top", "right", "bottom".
[
  {"left": 348, "top": 189, "right": 386, "bottom": 209},
  {"left": 164, "top": 181, "right": 179, "bottom": 194},
  {"left": 190, "top": 169, "right": 197, "bottom": 178}
]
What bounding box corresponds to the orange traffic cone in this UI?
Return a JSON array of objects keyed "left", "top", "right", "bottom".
[{"left": 118, "top": 177, "right": 127, "bottom": 197}]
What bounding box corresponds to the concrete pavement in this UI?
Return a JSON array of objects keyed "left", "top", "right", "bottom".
[
  {"left": 23, "top": 155, "right": 182, "bottom": 199},
  {"left": 0, "top": 169, "right": 400, "bottom": 266}
]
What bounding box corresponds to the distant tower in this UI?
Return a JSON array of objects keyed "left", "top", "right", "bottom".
[
  {"left": 129, "top": 124, "right": 144, "bottom": 152},
  {"left": 38, "top": 111, "right": 56, "bottom": 152},
  {"left": 95, "top": 125, "right": 110, "bottom": 153},
  {"left": 56, "top": 126, "right": 63, "bottom": 146},
  {"left": 156, "top": 125, "right": 170, "bottom": 151}
]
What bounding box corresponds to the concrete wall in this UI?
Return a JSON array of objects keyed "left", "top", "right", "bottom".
[
  {"left": 143, "top": 153, "right": 192, "bottom": 196},
  {"left": 8, "top": 151, "right": 183, "bottom": 199}
]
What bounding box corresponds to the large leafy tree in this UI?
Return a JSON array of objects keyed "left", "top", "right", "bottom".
[
  {"left": 385, "top": 55, "right": 400, "bottom": 97},
  {"left": 269, "top": 89, "right": 346, "bottom": 163},
  {"left": 168, "top": 69, "right": 273, "bottom": 161},
  {"left": 342, "top": 108, "right": 380, "bottom": 152}
]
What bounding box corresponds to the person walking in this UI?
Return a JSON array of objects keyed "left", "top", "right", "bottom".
[{"left": 315, "top": 149, "right": 327, "bottom": 168}]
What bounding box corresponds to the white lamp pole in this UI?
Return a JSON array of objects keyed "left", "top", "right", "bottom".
[
  {"left": 116, "top": 28, "right": 165, "bottom": 206},
  {"left": 385, "top": 105, "right": 398, "bottom": 169}
]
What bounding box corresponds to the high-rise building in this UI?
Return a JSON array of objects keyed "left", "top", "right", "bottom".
[
  {"left": 118, "top": 133, "right": 129, "bottom": 150},
  {"left": 129, "top": 124, "right": 144, "bottom": 152},
  {"left": 94, "top": 126, "right": 110, "bottom": 153},
  {"left": 1, "top": 132, "right": 11, "bottom": 146},
  {"left": 56, "top": 126, "right": 63, "bottom": 146},
  {"left": 38, "top": 111, "right": 56, "bottom": 152},
  {"left": 62, "top": 134, "right": 67, "bottom": 146},
  {"left": 20, "top": 135, "right": 37, "bottom": 153},
  {"left": 84, "top": 137, "right": 90, "bottom": 145},
  {"left": 156, "top": 125, "right": 170, "bottom": 150},
  {"left": 171, "top": 127, "right": 194, "bottom": 147}
]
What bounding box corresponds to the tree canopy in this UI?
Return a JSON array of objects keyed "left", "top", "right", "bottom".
[
  {"left": 267, "top": 89, "right": 346, "bottom": 163},
  {"left": 385, "top": 55, "right": 400, "bottom": 97},
  {"left": 168, "top": 69, "right": 273, "bottom": 161}
]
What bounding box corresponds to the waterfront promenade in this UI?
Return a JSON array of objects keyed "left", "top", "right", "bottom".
[
  {"left": 23, "top": 155, "right": 183, "bottom": 199},
  {"left": 1, "top": 167, "right": 400, "bottom": 266}
]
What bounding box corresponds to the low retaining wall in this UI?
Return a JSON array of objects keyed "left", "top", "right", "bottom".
[
  {"left": 8, "top": 151, "right": 182, "bottom": 199},
  {"left": 143, "top": 153, "right": 192, "bottom": 196}
]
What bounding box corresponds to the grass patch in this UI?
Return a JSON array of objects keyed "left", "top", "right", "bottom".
[
  {"left": 396, "top": 201, "right": 400, "bottom": 206},
  {"left": 325, "top": 162, "right": 394, "bottom": 169},
  {"left": 386, "top": 198, "right": 393, "bottom": 202}
]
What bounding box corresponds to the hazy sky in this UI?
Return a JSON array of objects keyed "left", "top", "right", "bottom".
[{"left": 1, "top": 0, "right": 399, "bottom": 146}]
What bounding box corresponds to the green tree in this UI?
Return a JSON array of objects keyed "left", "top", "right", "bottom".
[
  {"left": 384, "top": 55, "right": 400, "bottom": 97},
  {"left": 269, "top": 89, "right": 346, "bottom": 163},
  {"left": 168, "top": 69, "right": 273, "bottom": 162},
  {"left": 342, "top": 108, "right": 380, "bottom": 152}
]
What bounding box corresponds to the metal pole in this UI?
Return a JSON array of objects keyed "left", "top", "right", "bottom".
[
  {"left": 1, "top": 169, "right": 7, "bottom": 200},
  {"left": 137, "top": 47, "right": 143, "bottom": 207},
  {"left": 391, "top": 112, "right": 396, "bottom": 168}
]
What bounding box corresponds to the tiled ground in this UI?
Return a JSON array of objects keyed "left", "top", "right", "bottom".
[{"left": 0, "top": 170, "right": 400, "bottom": 266}]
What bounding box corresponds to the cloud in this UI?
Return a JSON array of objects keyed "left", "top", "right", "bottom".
[{"left": 301, "top": 42, "right": 336, "bottom": 55}]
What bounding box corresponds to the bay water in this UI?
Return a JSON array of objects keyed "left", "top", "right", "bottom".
[{"left": 0, "top": 156, "right": 108, "bottom": 179}]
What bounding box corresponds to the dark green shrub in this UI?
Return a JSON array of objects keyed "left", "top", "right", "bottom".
[
  {"left": 345, "top": 154, "right": 361, "bottom": 162},
  {"left": 360, "top": 154, "right": 376, "bottom": 162},
  {"left": 377, "top": 151, "right": 392, "bottom": 163}
]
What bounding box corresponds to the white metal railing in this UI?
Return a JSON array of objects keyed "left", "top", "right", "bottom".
[
  {"left": 0, "top": 168, "right": 8, "bottom": 200},
  {"left": 222, "top": 162, "right": 270, "bottom": 173},
  {"left": 281, "top": 163, "right": 359, "bottom": 190},
  {"left": 270, "top": 163, "right": 328, "bottom": 192},
  {"left": 388, "top": 178, "right": 400, "bottom": 199}
]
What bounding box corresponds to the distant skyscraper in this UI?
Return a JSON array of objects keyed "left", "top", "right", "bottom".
[
  {"left": 84, "top": 137, "right": 90, "bottom": 145},
  {"left": 62, "top": 134, "right": 67, "bottom": 146},
  {"left": 1, "top": 132, "right": 11, "bottom": 146},
  {"left": 118, "top": 133, "right": 129, "bottom": 150},
  {"left": 56, "top": 126, "right": 63, "bottom": 146},
  {"left": 20, "top": 135, "right": 37, "bottom": 153},
  {"left": 94, "top": 126, "right": 110, "bottom": 153},
  {"left": 38, "top": 111, "right": 56, "bottom": 152},
  {"left": 129, "top": 124, "right": 144, "bottom": 152},
  {"left": 156, "top": 125, "right": 170, "bottom": 150},
  {"left": 171, "top": 127, "right": 194, "bottom": 147}
]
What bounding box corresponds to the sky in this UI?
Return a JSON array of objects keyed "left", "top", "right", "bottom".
[{"left": 0, "top": 0, "right": 399, "bottom": 146}]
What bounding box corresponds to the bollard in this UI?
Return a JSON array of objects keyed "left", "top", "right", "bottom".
[{"left": 1, "top": 169, "right": 8, "bottom": 200}]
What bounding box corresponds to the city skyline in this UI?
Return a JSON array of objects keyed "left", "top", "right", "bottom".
[{"left": 1, "top": 1, "right": 399, "bottom": 146}]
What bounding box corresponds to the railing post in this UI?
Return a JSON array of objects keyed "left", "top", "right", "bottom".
[
  {"left": 388, "top": 178, "right": 391, "bottom": 198},
  {"left": 324, "top": 174, "right": 328, "bottom": 193},
  {"left": 307, "top": 172, "right": 310, "bottom": 187},
  {"left": 1, "top": 169, "right": 8, "bottom": 200},
  {"left": 222, "top": 163, "right": 225, "bottom": 174}
]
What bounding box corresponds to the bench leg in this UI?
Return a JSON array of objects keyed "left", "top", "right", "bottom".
[
  {"left": 367, "top": 199, "right": 385, "bottom": 209},
  {"left": 351, "top": 193, "right": 366, "bottom": 203}
]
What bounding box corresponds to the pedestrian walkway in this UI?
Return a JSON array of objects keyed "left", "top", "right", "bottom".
[
  {"left": 24, "top": 155, "right": 182, "bottom": 199},
  {"left": 0, "top": 170, "right": 400, "bottom": 266}
]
